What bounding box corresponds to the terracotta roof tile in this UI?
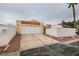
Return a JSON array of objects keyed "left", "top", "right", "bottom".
[{"left": 21, "top": 20, "right": 40, "bottom": 25}]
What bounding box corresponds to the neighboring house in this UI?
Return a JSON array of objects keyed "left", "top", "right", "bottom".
[{"left": 16, "top": 19, "right": 44, "bottom": 34}]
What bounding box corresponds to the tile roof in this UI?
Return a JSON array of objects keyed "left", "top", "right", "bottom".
[{"left": 21, "top": 20, "right": 40, "bottom": 25}]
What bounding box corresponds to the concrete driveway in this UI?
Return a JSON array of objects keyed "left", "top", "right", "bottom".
[{"left": 21, "top": 34, "right": 59, "bottom": 51}]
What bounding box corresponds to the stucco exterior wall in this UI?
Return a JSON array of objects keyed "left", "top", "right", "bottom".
[
  {"left": 0, "top": 25, "right": 16, "bottom": 47},
  {"left": 46, "top": 27, "right": 77, "bottom": 37}
]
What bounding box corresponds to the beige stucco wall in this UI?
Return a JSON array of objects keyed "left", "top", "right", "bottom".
[
  {"left": 0, "top": 25, "right": 16, "bottom": 46},
  {"left": 46, "top": 27, "right": 77, "bottom": 37}
]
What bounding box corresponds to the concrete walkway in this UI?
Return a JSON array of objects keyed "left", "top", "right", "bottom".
[{"left": 21, "top": 34, "right": 59, "bottom": 51}]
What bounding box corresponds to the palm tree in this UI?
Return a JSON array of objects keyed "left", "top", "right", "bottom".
[{"left": 68, "top": 3, "right": 77, "bottom": 28}]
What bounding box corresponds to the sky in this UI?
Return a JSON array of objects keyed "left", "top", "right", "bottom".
[{"left": 0, "top": 3, "right": 79, "bottom": 25}]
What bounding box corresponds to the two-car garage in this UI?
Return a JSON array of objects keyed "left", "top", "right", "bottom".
[{"left": 21, "top": 25, "right": 43, "bottom": 34}]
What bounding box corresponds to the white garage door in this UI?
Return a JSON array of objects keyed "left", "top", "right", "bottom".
[{"left": 21, "top": 26, "right": 43, "bottom": 34}]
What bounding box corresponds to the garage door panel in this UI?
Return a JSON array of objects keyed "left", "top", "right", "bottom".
[{"left": 21, "top": 26, "right": 43, "bottom": 34}]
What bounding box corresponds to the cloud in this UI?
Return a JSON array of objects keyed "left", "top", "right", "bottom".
[{"left": 0, "top": 3, "right": 79, "bottom": 25}]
